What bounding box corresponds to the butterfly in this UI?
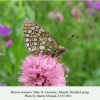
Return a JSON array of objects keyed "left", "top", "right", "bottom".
[{"left": 23, "top": 19, "right": 66, "bottom": 58}]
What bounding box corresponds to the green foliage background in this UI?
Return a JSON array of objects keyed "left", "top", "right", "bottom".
[{"left": 0, "top": 0, "right": 100, "bottom": 86}]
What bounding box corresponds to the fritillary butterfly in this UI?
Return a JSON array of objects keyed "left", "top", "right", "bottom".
[{"left": 23, "top": 19, "right": 66, "bottom": 57}]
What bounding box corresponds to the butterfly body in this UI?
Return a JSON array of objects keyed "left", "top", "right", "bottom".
[{"left": 23, "top": 19, "right": 66, "bottom": 57}]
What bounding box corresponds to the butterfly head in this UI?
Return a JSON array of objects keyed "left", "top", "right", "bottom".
[
  {"left": 60, "top": 46, "right": 66, "bottom": 54},
  {"left": 57, "top": 46, "right": 66, "bottom": 57}
]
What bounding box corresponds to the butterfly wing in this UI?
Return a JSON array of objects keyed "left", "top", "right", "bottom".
[{"left": 23, "top": 19, "right": 62, "bottom": 56}]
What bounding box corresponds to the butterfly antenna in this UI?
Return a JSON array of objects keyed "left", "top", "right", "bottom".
[{"left": 64, "top": 34, "right": 74, "bottom": 47}]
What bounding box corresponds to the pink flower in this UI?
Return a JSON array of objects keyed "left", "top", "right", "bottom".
[
  {"left": 63, "top": 66, "right": 70, "bottom": 74},
  {"left": 6, "top": 39, "right": 13, "bottom": 47},
  {"left": 48, "top": 11, "right": 56, "bottom": 19},
  {"left": 48, "top": 10, "right": 63, "bottom": 23},
  {"left": 19, "top": 53, "right": 66, "bottom": 86},
  {"left": 71, "top": 7, "right": 80, "bottom": 22},
  {"left": 71, "top": 7, "right": 78, "bottom": 16},
  {"left": 56, "top": 12, "right": 63, "bottom": 23},
  {"left": 67, "top": 1, "right": 73, "bottom": 6}
]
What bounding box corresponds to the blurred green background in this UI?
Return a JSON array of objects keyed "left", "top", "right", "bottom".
[{"left": 0, "top": 0, "right": 100, "bottom": 86}]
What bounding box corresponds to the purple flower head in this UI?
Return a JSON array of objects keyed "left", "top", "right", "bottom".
[
  {"left": 0, "top": 84, "right": 7, "bottom": 86},
  {"left": 0, "top": 25, "right": 13, "bottom": 37},
  {"left": 6, "top": 40, "right": 13, "bottom": 47},
  {"left": 89, "top": 9, "right": 95, "bottom": 15},
  {"left": 19, "top": 53, "right": 66, "bottom": 86},
  {"left": 87, "top": 0, "right": 94, "bottom": 6},
  {"left": 87, "top": 0, "right": 100, "bottom": 10},
  {"left": 93, "top": 1, "right": 100, "bottom": 10}
]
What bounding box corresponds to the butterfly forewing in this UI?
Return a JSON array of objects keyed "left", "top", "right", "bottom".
[{"left": 23, "top": 19, "right": 66, "bottom": 57}]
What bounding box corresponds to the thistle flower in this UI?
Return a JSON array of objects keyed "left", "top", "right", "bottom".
[
  {"left": 19, "top": 53, "right": 66, "bottom": 86},
  {"left": 6, "top": 39, "right": 13, "bottom": 47},
  {"left": 0, "top": 25, "right": 13, "bottom": 37}
]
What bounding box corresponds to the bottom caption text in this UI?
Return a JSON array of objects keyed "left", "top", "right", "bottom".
[{"left": 11, "top": 90, "right": 89, "bottom": 98}]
